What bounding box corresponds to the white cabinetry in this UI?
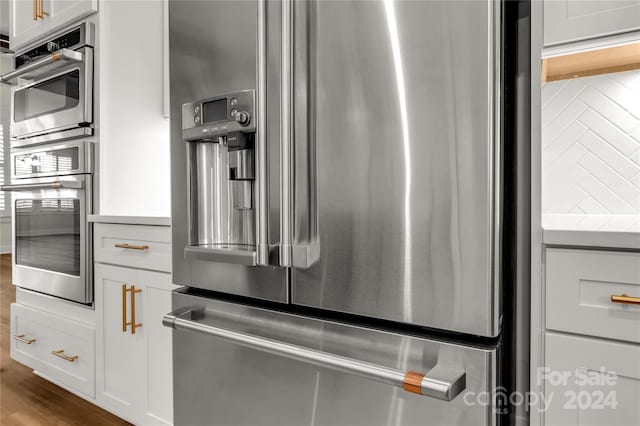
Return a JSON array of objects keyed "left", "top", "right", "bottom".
[
  {"left": 546, "top": 249, "right": 640, "bottom": 343},
  {"left": 98, "top": 0, "right": 170, "bottom": 217},
  {"left": 544, "top": 333, "right": 640, "bottom": 426},
  {"left": 94, "top": 222, "right": 176, "bottom": 425},
  {"left": 9, "top": 0, "right": 97, "bottom": 50},
  {"left": 543, "top": 247, "right": 640, "bottom": 426},
  {"left": 544, "top": 0, "right": 640, "bottom": 47},
  {"left": 11, "top": 303, "right": 96, "bottom": 397}
]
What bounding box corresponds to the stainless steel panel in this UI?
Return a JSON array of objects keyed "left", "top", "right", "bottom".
[
  {"left": 8, "top": 175, "right": 93, "bottom": 304},
  {"left": 169, "top": 0, "right": 287, "bottom": 301},
  {"left": 291, "top": 0, "right": 501, "bottom": 337},
  {"left": 171, "top": 291, "right": 497, "bottom": 426}
]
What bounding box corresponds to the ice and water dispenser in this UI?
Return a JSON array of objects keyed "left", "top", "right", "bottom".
[{"left": 182, "top": 90, "right": 258, "bottom": 265}]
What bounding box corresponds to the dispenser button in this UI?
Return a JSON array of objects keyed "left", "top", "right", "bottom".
[{"left": 234, "top": 111, "right": 251, "bottom": 126}]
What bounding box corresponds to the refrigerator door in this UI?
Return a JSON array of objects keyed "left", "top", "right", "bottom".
[
  {"left": 169, "top": 0, "right": 287, "bottom": 301},
  {"left": 167, "top": 290, "right": 498, "bottom": 426},
  {"left": 289, "top": 0, "right": 502, "bottom": 336}
]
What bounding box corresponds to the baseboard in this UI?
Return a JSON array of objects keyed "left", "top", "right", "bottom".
[{"left": 0, "top": 245, "right": 10, "bottom": 254}]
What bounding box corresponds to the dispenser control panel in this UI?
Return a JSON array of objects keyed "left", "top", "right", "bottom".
[{"left": 182, "top": 90, "right": 255, "bottom": 142}]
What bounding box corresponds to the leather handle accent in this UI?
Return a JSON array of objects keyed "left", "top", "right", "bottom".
[{"left": 403, "top": 370, "right": 425, "bottom": 395}]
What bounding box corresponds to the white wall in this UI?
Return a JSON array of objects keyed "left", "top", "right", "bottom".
[
  {"left": 97, "top": 0, "right": 170, "bottom": 217},
  {"left": 542, "top": 69, "right": 640, "bottom": 216}
]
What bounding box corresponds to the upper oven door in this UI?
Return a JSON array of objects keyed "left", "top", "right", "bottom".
[
  {"left": 11, "top": 47, "right": 93, "bottom": 141},
  {"left": 4, "top": 175, "right": 93, "bottom": 304}
]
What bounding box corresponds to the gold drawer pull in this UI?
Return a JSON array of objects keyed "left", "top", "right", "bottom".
[
  {"left": 114, "top": 243, "right": 149, "bottom": 251},
  {"left": 15, "top": 334, "right": 36, "bottom": 345},
  {"left": 51, "top": 349, "right": 79, "bottom": 363},
  {"left": 611, "top": 294, "right": 640, "bottom": 305}
]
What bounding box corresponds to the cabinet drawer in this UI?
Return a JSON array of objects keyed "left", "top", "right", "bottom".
[
  {"left": 11, "top": 303, "right": 96, "bottom": 397},
  {"left": 94, "top": 223, "right": 171, "bottom": 272},
  {"left": 544, "top": 332, "right": 640, "bottom": 426},
  {"left": 546, "top": 248, "right": 640, "bottom": 343}
]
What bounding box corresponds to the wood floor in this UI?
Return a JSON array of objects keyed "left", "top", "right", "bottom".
[{"left": 0, "top": 254, "right": 130, "bottom": 425}]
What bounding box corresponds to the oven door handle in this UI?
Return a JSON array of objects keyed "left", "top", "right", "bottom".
[
  {"left": 0, "top": 48, "right": 84, "bottom": 85},
  {"left": 1, "top": 180, "right": 84, "bottom": 191}
]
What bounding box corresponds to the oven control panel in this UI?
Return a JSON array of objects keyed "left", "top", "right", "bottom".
[
  {"left": 15, "top": 23, "right": 93, "bottom": 69},
  {"left": 182, "top": 90, "right": 255, "bottom": 142}
]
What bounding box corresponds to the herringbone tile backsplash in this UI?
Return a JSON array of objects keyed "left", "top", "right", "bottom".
[{"left": 542, "top": 69, "right": 640, "bottom": 215}]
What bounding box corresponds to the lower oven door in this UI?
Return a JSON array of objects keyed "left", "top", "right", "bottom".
[
  {"left": 5, "top": 175, "right": 92, "bottom": 304},
  {"left": 165, "top": 290, "right": 499, "bottom": 426}
]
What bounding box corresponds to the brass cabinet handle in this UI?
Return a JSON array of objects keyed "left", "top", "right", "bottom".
[
  {"left": 122, "top": 284, "right": 128, "bottom": 332},
  {"left": 38, "top": 0, "right": 48, "bottom": 18},
  {"left": 15, "top": 334, "right": 36, "bottom": 345},
  {"left": 122, "top": 284, "right": 143, "bottom": 334},
  {"left": 114, "top": 243, "right": 150, "bottom": 251},
  {"left": 611, "top": 294, "right": 640, "bottom": 305},
  {"left": 51, "top": 349, "right": 78, "bottom": 363},
  {"left": 130, "top": 285, "right": 143, "bottom": 334}
]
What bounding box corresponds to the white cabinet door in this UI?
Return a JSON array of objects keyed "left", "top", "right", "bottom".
[
  {"left": 9, "top": 0, "right": 48, "bottom": 50},
  {"left": 96, "top": 264, "right": 146, "bottom": 423},
  {"left": 544, "top": 332, "right": 640, "bottom": 426},
  {"left": 544, "top": 0, "right": 640, "bottom": 47},
  {"left": 99, "top": 0, "right": 170, "bottom": 217},
  {"left": 9, "top": 0, "right": 97, "bottom": 50},
  {"left": 95, "top": 263, "right": 176, "bottom": 425}
]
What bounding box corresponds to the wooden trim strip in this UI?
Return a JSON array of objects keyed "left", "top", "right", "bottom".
[{"left": 542, "top": 42, "right": 640, "bottom": 83}]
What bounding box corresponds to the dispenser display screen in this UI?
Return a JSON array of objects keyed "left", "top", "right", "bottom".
[{"left": 203, "top": 98, "right": 227, "bottom": 123}]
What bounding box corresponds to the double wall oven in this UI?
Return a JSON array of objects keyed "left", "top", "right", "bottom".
[{"left": 1, "top": 23, "right": 96, "bottom": 304}]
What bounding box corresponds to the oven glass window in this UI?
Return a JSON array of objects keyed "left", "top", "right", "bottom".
[
  {"left": 14, "top": 147, "right": 79, "bottom": 176},
  {"left": 15, "top": 198, "right": 80, "bottom": 276},
  {"left": 13, "top": 70, "right": 80, "bottom": 122}
]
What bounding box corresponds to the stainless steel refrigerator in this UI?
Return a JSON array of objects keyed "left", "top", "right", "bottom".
[{"left": 166, "top": 1, "right": 530, "bottom": 425}]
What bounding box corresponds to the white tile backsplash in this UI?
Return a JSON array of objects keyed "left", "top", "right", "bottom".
[{"left": 542, "top": 69, "right": 640, "bottom": 215}]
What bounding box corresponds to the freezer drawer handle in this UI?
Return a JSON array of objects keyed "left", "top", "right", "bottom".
[{"left": 162, "top": 309, "right": 466, "bottom": 401}]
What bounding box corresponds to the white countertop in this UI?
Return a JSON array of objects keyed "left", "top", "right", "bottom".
[
  {"left": 88, "top": 215, "right": 171, "bottom": 227},
  {"left": 543, "top": 214, "right": 640, "bottom": 250}
]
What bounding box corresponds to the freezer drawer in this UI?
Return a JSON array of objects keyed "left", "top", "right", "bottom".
[{"left": 166, "top": 291, "right": 499, "bottom": 426}]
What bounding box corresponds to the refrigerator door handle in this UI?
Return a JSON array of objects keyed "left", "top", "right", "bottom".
[
  {"left": 255, "top": 0, "right": 270, "bottom": 266},
  {"left": 279, "top": 0, "right": 294, "bottom": 267},
  {"left": 280, "top": 0, "right": 320, "bottom": 269},
  {"left": 163, "top": 308, "right": 467, "bottom": 401}
]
